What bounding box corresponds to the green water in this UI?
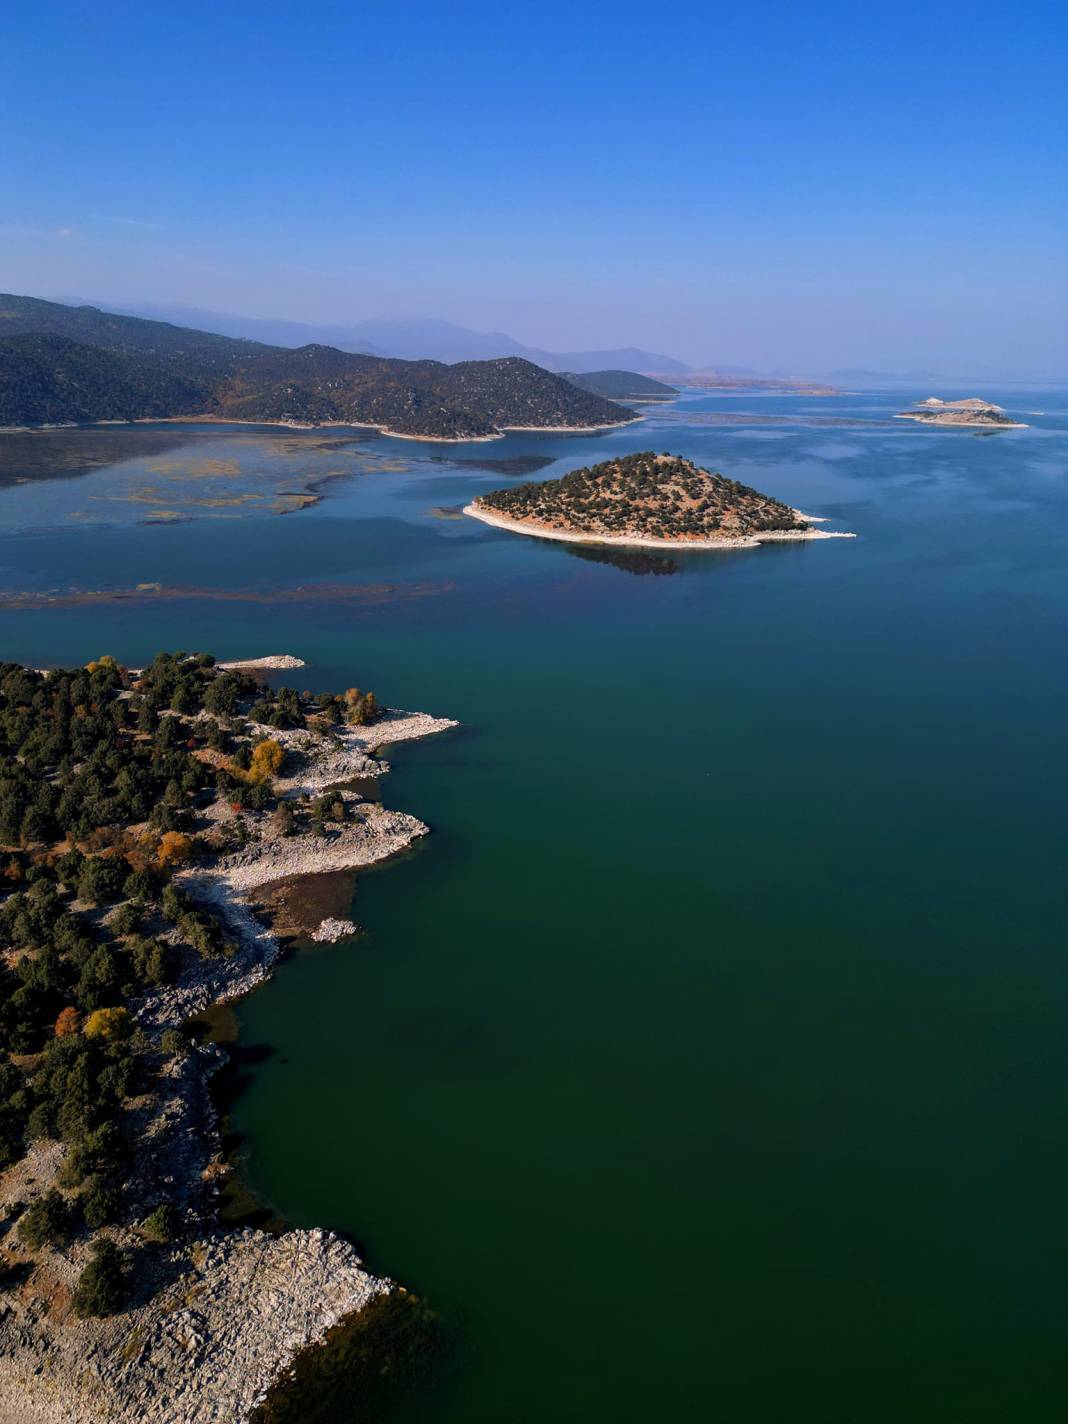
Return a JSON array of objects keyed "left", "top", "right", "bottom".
[{"left": 1, "top": 391, "right": 1065, "bottom": 1420}]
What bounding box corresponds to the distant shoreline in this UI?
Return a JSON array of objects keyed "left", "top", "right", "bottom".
[
  {"left": 893, "top": 413, "right": 1028, "bottom": 429},
  {"left": 0, "top": 413, "right": 644, "bottom": 445},
  {"left": 463, "top": 503, "right": 855, "bottom": 551}
]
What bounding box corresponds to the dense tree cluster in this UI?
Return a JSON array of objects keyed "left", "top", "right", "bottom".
[
  {"left": 0, "top": 650, "right": 390, "bottom": 1300},
  {"left": 0, "top": 651, "right": 379, "bottom": 1284},
  {"left": 477, "top": 451, "right": 807, "bottom": 541}
]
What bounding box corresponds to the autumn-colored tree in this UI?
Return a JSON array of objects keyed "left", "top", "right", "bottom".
[
  {"left": 247, "top": 738, "right": 284, "bottom": 784},
  {"left": 54, "top": 1006, "right": 81, "bottom": 1038},
  {"left": 343, "top": 688, "right": 379, "bottom": 726},
  {"left": 84, "top": 1006, "right": 132, "bottom": 1041},
  {"left": 3, "top": 858, "right": 23, "bottom": 882},
  {"left": 156, "top": 831, "right": 193, "bottom": 870}
]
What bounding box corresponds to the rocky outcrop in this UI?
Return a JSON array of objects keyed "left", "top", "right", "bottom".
[
  {"left": 896, "top": 397, "right": 1027, "bottom": 428},
  {"left": 311, "top": 918, "right": 358, "bottom": 943},
  {"left": 0, "top": 1228, "right": 386, "bottom": 1424}
]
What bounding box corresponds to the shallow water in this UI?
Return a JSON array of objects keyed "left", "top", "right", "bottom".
[{"left": 1, "top": 389, "right": 1065, "bottom": 1421}]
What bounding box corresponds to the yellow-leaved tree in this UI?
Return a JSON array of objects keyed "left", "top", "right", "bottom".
[
  {"left": 156, "top": 831, "right": 194, "bottom": 870},
  {"left": 248, "top": 739, "right": 284, "bottom": 784},
  {"left": 84, "top": 1007, "right": 132, "bottom": 1041}
]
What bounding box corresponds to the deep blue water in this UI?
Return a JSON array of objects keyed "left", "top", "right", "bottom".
[{"left": 1, "top": 387, "right": 1065, "bottom": 1421}]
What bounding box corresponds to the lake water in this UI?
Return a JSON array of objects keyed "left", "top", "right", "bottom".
[{"left": 1, "top": 389, "right": 1065, "bottom": 1421}]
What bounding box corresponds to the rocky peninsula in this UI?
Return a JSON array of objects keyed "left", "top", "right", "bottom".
[
  {"left": 0, "top": 654, "right": 456, "bottom": 1422},
  {"left": 895, "top": 397, "right": 1027, "bottom": 428},
  {"left": 464, "top": 451, "right": 855, "bottom": 551}
]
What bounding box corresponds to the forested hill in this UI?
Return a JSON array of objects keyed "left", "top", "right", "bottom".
[
  {"left": 0, "top": 295, "right": 636, "bottom": 438},
  {"left": 561, "top": 370, "right": 677, "bottom": 402},
  {"left": 475, "top": 451, "right": 808, "bottom": 542}
]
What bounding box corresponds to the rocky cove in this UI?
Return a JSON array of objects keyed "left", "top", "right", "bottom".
[{"left": 0, "top": 676, "right": 457, "bottom": 1424}]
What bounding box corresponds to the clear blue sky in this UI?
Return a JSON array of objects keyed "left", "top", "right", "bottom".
[{"left": 2, "top": 0, "right": 1066, "bottom": 376}]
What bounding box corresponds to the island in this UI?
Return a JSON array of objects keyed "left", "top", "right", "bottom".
[
  {"left": 895, "top": 397, "right": 1027, "bottom": 429},
  {"left": 0, "top": 295, "right": 640, "bottom": 441},
  {"left": 0, "top": 652, "right": 456, "bottom": 1422},
  {"left": 463, "top": 451, "right": 855, "bottom": 550}
]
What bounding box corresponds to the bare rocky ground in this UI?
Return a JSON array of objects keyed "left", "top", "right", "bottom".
[{"left": 0, "top": 702, "right": 457, "bottom": 1423}]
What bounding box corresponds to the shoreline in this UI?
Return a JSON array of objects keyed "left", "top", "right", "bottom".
[
  {"left": 0, "top": 686, "right": 458, "bottom": 1424},
  {"left": 462, "top": 502, "right": 855, "bottom": 551},
  {"left": 0, "top": 413, "right": 643, "bottom": 445},
  {"left": 893, "top": 413, "right": 1028, "bottom": 429}
]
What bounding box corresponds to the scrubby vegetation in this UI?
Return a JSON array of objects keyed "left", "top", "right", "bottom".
[
  {"left": 72, "top": 1237, "right": 127, "bottom": 1317},
  {"left": 476, "top": 451, "right": 807, "bottom": 542},
  {"left": 0, "top": 651, "right": 385, "bottom": 1287}
]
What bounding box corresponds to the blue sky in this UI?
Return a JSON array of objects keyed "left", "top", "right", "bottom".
[{"left": 2, "top": 0, "right": 1066, "bottom": 376}]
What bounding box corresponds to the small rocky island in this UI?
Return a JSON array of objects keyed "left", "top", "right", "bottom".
[
  {"left": 464, "top": 451, "right": 854, "bottom": 551},
  {"left": 896, "top": 397, "right": 1027, "bottom": 429},
  {"left": 0, "top": 653, "right": 455, "bottom": 1422}
]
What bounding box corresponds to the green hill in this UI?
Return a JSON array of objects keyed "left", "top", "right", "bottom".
[
  {"left": 561, "top": 370, "right": 677, "bottom": 402},
  {"left": 0, "top": 295, "right": 636, "bottom": 439},
  {"left": 473, "top": 451, "right": 807, "bottom": 542}
]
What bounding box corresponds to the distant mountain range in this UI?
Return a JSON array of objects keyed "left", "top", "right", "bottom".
[
  {"left": 61, "top": 300, "right": 693, "bottom": 375},
  {"left": 0, "top": 295, "right": 638, "bottom": 439}
]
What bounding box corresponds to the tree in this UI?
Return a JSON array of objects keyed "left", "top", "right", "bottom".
[
  {"left": 343, "top": 688, "right": 380, "bottom": 725},
  {"left": 123, "top": 867, "right": 158, "bottom": 903},
  {"left": 84, "top": 1007, "right": 132, "bottom": 1042},
  {"left": 77, "top": 855, "right": 127, "bottom": 906},
  {"left": 82, "top": 1174, "right": 122, "bottom": 1229},
  {"left": 108, "top": 902, "right": 140, "bottom": 937},
  {"left": 143, "top": 1201, "right": 179, "bottom": 1242},
  {"left": 72, "top": 1239, "right": 126, "bottom": 1318},
  {"left": 76, "top": 945, "right": 123, "bottom": 1012},
  {"left": 54, "top": 1007, "right": 81, "bottom": 1038},
  {"left": 156, "top": 831, "right": 193, "bottom": 870},
  {"left": 18, "top": 1189, "right": 76, "bottom": 1250},
  {"left": 247, "top": 738, "right": 284, "bottom": 784}
]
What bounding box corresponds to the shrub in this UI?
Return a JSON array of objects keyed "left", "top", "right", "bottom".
[
  {"left": 161, "top": 884, "right": 191, "bottom": 923},
  {"left": 160, "top": 1028, "right": 187, "bottom": 1058},
  {"left": 72, "top": 1239, "right": 126, "bottom": 1318},
  {"left": 143, "top": 1201, "right": 179, "bottom": 1242}
]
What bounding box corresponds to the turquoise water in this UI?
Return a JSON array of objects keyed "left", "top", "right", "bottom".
[{"left": 2, "top": 391, "right": 1066, "bottom": 1420}]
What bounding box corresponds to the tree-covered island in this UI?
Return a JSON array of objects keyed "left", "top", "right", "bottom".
[{"left": 465, "top": 451, "right": 854, "bottom": 549}]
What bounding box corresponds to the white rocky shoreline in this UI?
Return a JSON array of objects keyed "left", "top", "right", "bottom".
[
  {"left": 462, "top": 502, "right": 856, "bottom": 550},
  {"left": 1, "top": 413, "right": 643, "bottom": 443},
  {"left": 0, "top": 680, "right": 458, "bottom": 1424}
]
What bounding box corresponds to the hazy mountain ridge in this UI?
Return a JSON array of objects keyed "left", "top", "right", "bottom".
[{"left": 69, "top": 300, "right": 692, "bottom": 374}]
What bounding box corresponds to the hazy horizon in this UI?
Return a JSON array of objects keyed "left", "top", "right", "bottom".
[{"left": 3, "top": 0, "right": 1066, "bottom": 380}]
